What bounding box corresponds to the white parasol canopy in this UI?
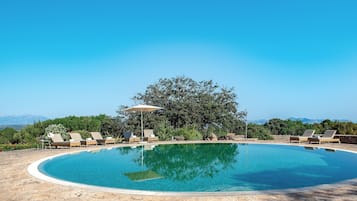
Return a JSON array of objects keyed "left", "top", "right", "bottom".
[{"left": 123, "top": 104, "right": 162, "bottom": 141}]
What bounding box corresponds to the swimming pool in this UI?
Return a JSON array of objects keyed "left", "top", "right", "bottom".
[{"left": 37, "top": 143, "right": 357, "bottom": 192}]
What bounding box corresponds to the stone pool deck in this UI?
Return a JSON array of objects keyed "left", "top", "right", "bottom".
[{"left": 1, "top": 140, "right": 357, "bottom": 201}]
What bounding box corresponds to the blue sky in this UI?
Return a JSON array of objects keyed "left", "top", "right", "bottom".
[{"left": 1, "top": 0, "right": 357, "bottom": 121}]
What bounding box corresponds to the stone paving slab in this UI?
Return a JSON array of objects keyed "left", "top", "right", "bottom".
[{"left": 1, "top": 140, "right": 357, "bottom": 201}]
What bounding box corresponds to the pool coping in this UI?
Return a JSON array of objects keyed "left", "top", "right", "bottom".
[{"left": 27, "top": 141, "right": 357, "bottom": 197}]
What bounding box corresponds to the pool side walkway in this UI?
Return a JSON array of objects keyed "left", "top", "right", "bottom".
[{"left": 1, "top": 139, "right": 357, "bottom": 201}]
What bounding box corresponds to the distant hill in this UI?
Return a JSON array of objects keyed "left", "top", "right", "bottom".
[
  {"left": 249, "top": 117, "right": 352, "bottom": 125},
  {"left": 248, "top": 119, "right": 267, "bottom": 125},
  {"left": 288, "top": 117, "right": 351, "bottom": 124},
  {"left": 0, "top": 124, "right": 27, "bottom": 131},
  {"left": 287, "top": 117, "right": 323, "bottom": 124},
  {"left": 0, "top": 115, "right": 48, "bottom": 125}
]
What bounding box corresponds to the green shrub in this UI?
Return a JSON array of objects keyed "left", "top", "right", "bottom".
[
  {"left": 155, "top": 120, "right": 175, "bottom": 140},
  {"left": 12, "top": 131, "right": 22, "bottom": 144},
  {"left": 12, "top": 128, "right": 42, "bottom": 144},
  {"left": 174, "top": 127, "right": 202, "bottom": 140},
  {"left": 0, "top": 128, "right": 17, "bottom": 144},
  {"left": 204, "top": 125, "right": 227, "bottom": 139},
  {"left": 248, "top": 124, "right": 274, "bottom": 140},
  {"left": 44, "top": 124, "right": 69, "bottom": 140}
]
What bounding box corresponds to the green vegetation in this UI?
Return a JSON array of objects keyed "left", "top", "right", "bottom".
[
  {"left": 1, "top": 76, "right": 357, "bottom": 151},
  {"left": 44, "top": 124, "right": 68, "bottom": 140},
  {"left": 0, "top": 115, "right": 111, "bottom": 151},
  {"left": 154, "top": 120, "right": 175, "bottom": 140},
  {"left": 263, "top": 119, "right": 357, "bottom": 136},
  {"left": 0, "top": 127, "right": 17, "bottom": 144},
  {"left": 118, "top": 76, "right": 246, "bottom": 139},
  {"left": 264, "top": 118, "right": 308, "bottom": 136},
  {"left": 247, "top": 124, "right": 274, "bottom": 140},
  {"left": 1, "top": 116, "right": 357, "bottom": 151},
  {"left": 173, "top": 126, "right": 203, "bottom": 140},
  {"left": 35, "top": 115, "right": 106, "bottom": 132}
]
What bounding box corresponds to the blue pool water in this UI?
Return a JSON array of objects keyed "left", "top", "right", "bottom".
[{"left": 39, "top": 143, "right": 357, "bottom": 192}]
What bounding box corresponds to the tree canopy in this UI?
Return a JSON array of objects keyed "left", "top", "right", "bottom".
[{"left": 120, "top": 76, "right": 246, "bottom": 137}]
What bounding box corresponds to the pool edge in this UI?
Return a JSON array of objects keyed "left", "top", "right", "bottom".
[{"left": 27, "top": 142, "right": 357, "bottom": 196}]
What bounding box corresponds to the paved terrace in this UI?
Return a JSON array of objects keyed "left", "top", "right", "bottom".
[{"left": 1, "top": 139, "right": 357, "bottom": 201}]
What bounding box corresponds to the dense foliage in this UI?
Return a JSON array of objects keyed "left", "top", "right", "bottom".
[
  {"left": 36, "top": 115, "right": 106, "bottom": 132},
  {"left": 263, "top": 119, "right": 357, "bottom": 136},
  {"left": 0, "top": 128, "right": 17, "bottom": 144},
  {"left": 247, "top": 124, "right": 274, "bottom": 140},
  {"left": 119, "top": 76, "right": 246, "bottom": 140},
  {"left": 44, "top": 124, "right": 68, "bottom": 140},
  {"left": 0, "top": 115, "right": 111, "bottom": 149},
  {"left": 1, "top": 116, "right": 357, "bottom": 150}
]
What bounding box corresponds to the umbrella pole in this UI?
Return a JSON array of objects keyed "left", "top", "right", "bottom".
[
  {"left": 141, "top": 110, "right": 144, "bottom": 141},
  {"left": 141, "top": 145, "right": 144, "bottom": 167}
]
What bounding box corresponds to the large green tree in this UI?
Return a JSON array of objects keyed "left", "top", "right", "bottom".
[{"left": 122, "top": 76, "right": 245, "bottom": 134}]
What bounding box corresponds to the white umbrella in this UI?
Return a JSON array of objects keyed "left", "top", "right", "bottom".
[{"left": 123, "top": 104, "right": 162, "bottom": 141}]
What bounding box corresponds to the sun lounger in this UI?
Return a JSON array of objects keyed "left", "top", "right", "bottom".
[
  {"left": 290, "top": 129, "right": 315, "bottom": 143},
  {"left": 50, "top": 134, "right": 81, "bottom": 148},
  {"left": 226, "top": 133, "right": 244, "bottom": 140},
  {"left": 90, "top": 132, "right": 115, "bottom": 145},
  {"left": 225, "top": 133, "right": 257, "bottom": 141},
  {"left": 226, "top": 133, "right": 237, "bottom": 140},
  {"left": 308, "top": 130, "right": 340, "bottom": 144},
  {"left": 70, "top": 132, "right": 97, "bottom": 146},
  {"left": 208, "top": 133, "right": 218, "bottom": 141},
  {"left": 143, "top": 129, "right": 159, "bottom": 143},
  {"left": 123, "top": 131, "right": 140, "bottom": 143},
  {"left": 174, "top": 136, "right": 185, "bottom": 141}
]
